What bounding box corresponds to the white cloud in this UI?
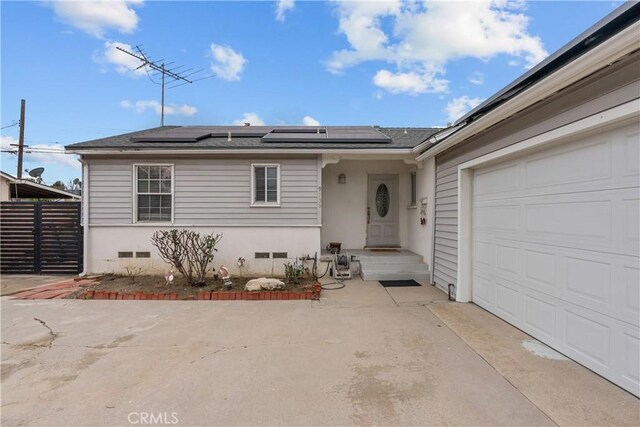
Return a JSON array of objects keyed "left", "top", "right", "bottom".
[
  {"left": 232, "top": 113, "right": 265, "bottom": 126},
  {"left": 302, "top": 116, "right": 320, "bottom": 126},
  {"left": 94, "top": 41, "right": 147, "bottom": 77},
  {"left": 1, "top": 136, "right": 80, "bottom": 170},
  {"left": 327, "top": 1, "right": 547, "bottom": 94},
  {"left": 373, "top": 69, "right": 448, "bottom": 95},
  {"left": 120, "top": 100, "right": 197, "bottom": 116},
  {"left": 468, "top": 72, "right": 485, "bottom": 86},
  {"left": 210, "top": 43, "right": 247, "bottom": 81},
  {"left": 275, "top": 0, "right": 294, "bottom": 22},
  {"left": 49, "top": 0, "right": 143, "bottom": 39},
  {"left": 444, "top": 96, "right": 483, "bottom": 123}
]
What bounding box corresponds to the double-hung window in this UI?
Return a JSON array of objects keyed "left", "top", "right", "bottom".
[
  {"left": 135, "top": 165, "right": 173, "bottom": 222},
  {"left": 251, "top": 164, "right": 280, "bottom": 206}
]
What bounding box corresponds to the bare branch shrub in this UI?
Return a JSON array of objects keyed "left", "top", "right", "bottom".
[
  {"left": 124, "top": 265, "right": 144, "bottom": 283},
  {"left": 150, "top": 229, "right": 222, "bottom": 286}
]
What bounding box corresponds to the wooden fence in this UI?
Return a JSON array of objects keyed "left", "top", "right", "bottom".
[{"left": 0, "top": 202, "right": 83, "bottom": 274}]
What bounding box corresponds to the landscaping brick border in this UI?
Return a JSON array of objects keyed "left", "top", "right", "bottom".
[{"left": 79, "top": 283, "right": 321, "bottom": 301}]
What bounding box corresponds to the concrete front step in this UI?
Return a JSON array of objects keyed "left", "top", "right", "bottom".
[
  {"left": 359, "top": 261, "right": 427, "bottom": 271},
  {"left": 356, "top": 254, "right": 423, "bottom": 263},
  {"left": 361, "top": 270, "right": 431, "bottom": 281}
]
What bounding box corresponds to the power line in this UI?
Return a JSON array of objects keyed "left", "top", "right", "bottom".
[
  {"left": 1, "top": 121, "right": 18, "bottom": 130},
  {"left": 115, "top": 44, "right": 212, "bottom": 126}
]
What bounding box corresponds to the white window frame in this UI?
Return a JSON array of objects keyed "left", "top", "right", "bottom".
[
  {"left": 408, "top": 170, "right": 417, "bottom": 208},
  {"left": 250, "top": 163, "right": 281, "bottom": 207},
  {"left": 132, "top": 163, "right": 175, "bottom": 224}
]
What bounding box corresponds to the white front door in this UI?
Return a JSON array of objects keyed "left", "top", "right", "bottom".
[{"left": 367, "top": 174, "right": 399, "bottom": 247}]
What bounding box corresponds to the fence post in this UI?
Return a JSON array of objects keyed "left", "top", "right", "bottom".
[{"left": 34, "top": 202, "right": 42, "bottom": 274}]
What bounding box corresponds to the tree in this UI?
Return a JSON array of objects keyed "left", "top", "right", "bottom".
[{"left": 51, "top": 181, "right": 67, "bottom": 191}]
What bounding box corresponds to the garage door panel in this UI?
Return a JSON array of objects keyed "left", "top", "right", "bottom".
[
  {"left": 524, "top": 138, "right": 612, "bottom": 190},
  {"left": 619, "top": 128, "right": 639, "bottom": 177},
  {"left": 622, "top": 332, "right": 640, "bottom": 390},
  {"left": 523, "top": 292, "right": 558, "bottom": 341},
  {"left": 494, "top": 279, "right": 520, "bottom": 322},
  {"left": 622, "top": 266, "right": 639, "bottom": 321},
  {"left": 474, "top": 205, "right": 520, "bottom": 233},
  {"left": 474, "top": 240, "right": 494, "bottom": 267},
  {"left": 622, "top": 198, "right": 639, "bottom": 250},
  {"left": 473, "top": 273, "right": 495, "bottom": 308},
  {"left": 474, "top": 164, "right": 520, "bottom": 197},
  {"left": 479, "top": 235, "right": 637, "bottom": 325},
  {"left": 564, "top": 308, "right": 612, "bottom": 368},
  {"left": 470, "top": 123, "right": 640, "bottom": 396}
]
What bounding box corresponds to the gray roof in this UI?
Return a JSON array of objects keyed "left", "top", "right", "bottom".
[{"left": 66, "top": 126, "right": 441, "bottom": 151}]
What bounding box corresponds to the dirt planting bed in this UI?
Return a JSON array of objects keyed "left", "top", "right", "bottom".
[{"left": 68, "top": 275, "right": 320, "bottom": 301}]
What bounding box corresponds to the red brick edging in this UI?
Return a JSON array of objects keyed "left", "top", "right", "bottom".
[{"left": 79, "top": 284, "right": 321, "bottom": 301}]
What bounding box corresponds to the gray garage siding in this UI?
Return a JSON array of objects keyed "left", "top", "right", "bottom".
[
  {"left": 88, "top": 155, "right": 320, "bottom": 225},
  {"left": 432, "top": 52, "right": 640, "bottom": 290}
]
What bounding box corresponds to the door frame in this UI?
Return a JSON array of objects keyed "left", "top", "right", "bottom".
[
  {"left": 366, "top": 173, "right": 400, "bottom": 248},
  {"left": 455, "top": 100, "right": 638, "bottom": 302}
]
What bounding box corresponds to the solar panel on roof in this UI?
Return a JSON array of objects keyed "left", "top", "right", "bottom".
[
  {"left": 131, "top": 128, "right": 213, "bottom": 142},
  {"left": 261, "top": 127, "right": 391, "bottom": 143}
]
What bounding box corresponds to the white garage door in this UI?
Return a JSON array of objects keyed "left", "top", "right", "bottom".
[{"left": 471, "top": 122, "right": 640, "bottom": 396}]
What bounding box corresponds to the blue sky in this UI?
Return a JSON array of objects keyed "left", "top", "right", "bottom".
[{"left": 0, "top": 0, "right": 622, "bottom": 183}]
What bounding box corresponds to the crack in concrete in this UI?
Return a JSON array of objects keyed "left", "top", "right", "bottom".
[{"left": 33, "top": 317, "right": 57, "bottom": 348}]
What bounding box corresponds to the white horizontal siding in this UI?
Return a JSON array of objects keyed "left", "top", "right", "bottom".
[
  {"left": 89, "top": 160, "right": 133, "bottom": 224},
  {"left": 88, "top": 156, "right": 319, "bottom": 226},
  {"left": 432, "top": 53, "right": 639, "bottom": 289}
]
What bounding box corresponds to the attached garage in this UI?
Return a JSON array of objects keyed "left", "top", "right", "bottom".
[
  {"left": 464, "top": 120, "right": 639, "bottom": 396},
  {"left": 419, "top": 5, "right": 639, "bottom": 397}
]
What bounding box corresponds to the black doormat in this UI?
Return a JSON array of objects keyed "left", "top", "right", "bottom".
[{"left": 379, "top": 280, "right": 422, "bottom": 287}]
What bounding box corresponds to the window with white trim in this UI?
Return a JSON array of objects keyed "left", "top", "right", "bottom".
[
  {"left": 409, "top": 171, "right": 417, "bottom": 208},
  {"left": 136, "top": 165, "right": 172, "bottom": 222},
  {"left": 252, "top": 164, "right": 280, "bottom": 205}
]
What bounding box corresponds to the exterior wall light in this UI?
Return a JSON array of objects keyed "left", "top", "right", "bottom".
[{"left": 338, "top": 173, "right": 346, "bottom": 184}]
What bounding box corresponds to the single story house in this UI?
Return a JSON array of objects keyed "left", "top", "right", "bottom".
[
  {"left": 0, "top": 171, "right": 80, "bottom": 201},
  {"left": 65, "top": 125, "right": 440, "bottom": 279},
  {"left": 66, "top": 3, "right": 638, "bottom": 395}
]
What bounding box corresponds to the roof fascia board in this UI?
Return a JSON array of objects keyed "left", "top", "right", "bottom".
[
  {"left": 16, "top": 180, "right": 81, "bottom": 199},
  {"left": 416, "top": 20, "right": 640, "bottom": 162},
  {"left": 68, "top": 148, "right": 414, "bottom": 156}
]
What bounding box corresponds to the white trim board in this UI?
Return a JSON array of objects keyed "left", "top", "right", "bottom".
[{"left": 455, "top": 99, "right": 640, "bottom": 302}]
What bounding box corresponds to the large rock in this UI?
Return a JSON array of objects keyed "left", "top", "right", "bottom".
[{"left": 244, "top": 277, "right": 285, "bottom": 291}]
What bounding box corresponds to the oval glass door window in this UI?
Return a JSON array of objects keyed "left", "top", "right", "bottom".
[{"left": 376, "top": 184, "right": 390, "bottom": 217}]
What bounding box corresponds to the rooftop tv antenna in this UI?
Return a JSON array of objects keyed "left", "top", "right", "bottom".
[{"left": 115, "top": 45, "right": 212, "bottom": 126}]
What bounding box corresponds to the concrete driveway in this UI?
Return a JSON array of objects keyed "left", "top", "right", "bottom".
[{"left": 1, "top": 278, "right": 637, "bottom": 426}]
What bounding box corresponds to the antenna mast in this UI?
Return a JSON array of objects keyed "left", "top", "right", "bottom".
[{"left": 115, "top": 45, "right": 207, "bottom": 126}]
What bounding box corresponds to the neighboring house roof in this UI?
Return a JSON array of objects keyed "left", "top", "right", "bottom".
[
  {"left": 65, "top": 126, "right": 441, "bottom": 152},
  {"left": 1, "top": 171, "right": 80, "bottom": 200},
  {"left": 414, "top": 1, "right": 640, "bottom": 157}
]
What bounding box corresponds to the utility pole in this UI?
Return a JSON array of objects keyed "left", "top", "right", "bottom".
[
  {"left": 17, "top": 99, "right": 25, "bottom": 179},
  {"left": 161, "top": 64, "right": 165, "bottom": 126},
  {"left": 115, "top": 45, "right": 210, "bottom": 127}
]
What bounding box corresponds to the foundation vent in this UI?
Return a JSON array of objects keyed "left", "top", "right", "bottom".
[
  {"left": 118, "top": 252, "right": 133, "bottom": 258},
  {"left": 136, "top": 252, "right": 151, "bottom": 258},
  {"left": 255, "top": 252, "right": 270, "bottom": 259},
  {"left": 272, "top": 252, "right": 288, "bottom": 259}
]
